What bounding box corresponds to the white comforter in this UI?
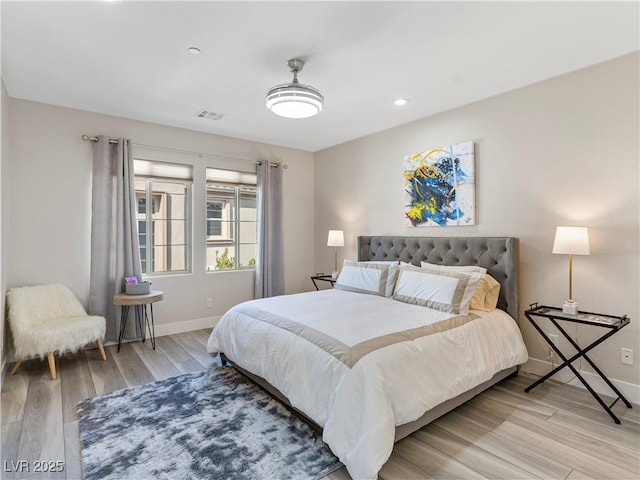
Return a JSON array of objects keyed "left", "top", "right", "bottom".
[{"left": 207, "top": 289, "right": 528, "bottom": 479}]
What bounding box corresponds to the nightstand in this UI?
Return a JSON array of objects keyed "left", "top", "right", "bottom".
[
  {"left": 524, "top": 303, "right": 632, "bottom": 424},
  {"left": 310, "top": 274, "right": 336, "bottom": 290},
  {"left": 113, "top": 290, "right": 163, "bottom": 353}
]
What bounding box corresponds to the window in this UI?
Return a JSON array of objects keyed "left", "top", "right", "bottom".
[
  {"left": 135, "top": 160, "right": 192, "bottom": 275},
  {"left": 206, "top": 201, "right": 224, "bottom": 236},
  {"left": 206, "top": 167, "right": 257, "bottom": 271}
]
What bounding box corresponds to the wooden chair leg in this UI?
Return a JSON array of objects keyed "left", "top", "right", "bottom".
[
  {"left": 47, "top": 353, "right": 57, "bottom": 380},
  {"left": 9, "top": 359, "right": 22, "bottom": 376},
  {"left": 96, "top": 339, "right": 107, "bottom": 361}
]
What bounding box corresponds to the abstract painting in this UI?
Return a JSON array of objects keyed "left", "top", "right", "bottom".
[{"left": 404, "top": 141, "right": 475, "bottom": 227}]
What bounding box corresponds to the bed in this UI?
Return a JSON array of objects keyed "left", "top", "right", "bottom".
[{"left": 207, "top": 236, "right": 528, "bottom": 479}]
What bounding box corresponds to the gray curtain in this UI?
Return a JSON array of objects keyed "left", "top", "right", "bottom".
[
  {"left": 88, "top": 136, "right": 142, "bottom": 342},
  {"left": 255, "top": 161, "right": 284, "bottom": 298}
]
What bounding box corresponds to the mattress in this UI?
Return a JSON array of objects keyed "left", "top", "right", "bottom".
[{"left": 207, "top": 289, "right": 528, "bottom": 479}]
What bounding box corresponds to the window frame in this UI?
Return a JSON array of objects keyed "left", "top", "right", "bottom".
[
  {"left": 206, "top": 182, "right": 257, "bottom": 272},
  {"left": 206, "top": 188, "right": 236, "bottom": 243},
  {"left": 136, "top": 176, "right": 193, "bottom": 277}
]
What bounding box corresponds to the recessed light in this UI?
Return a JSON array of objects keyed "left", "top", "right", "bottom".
[
  {"left": 188, "top": 47, "right": 201, "bottom": 55},
  {"left": 394, "top": 98, "right": 409, "bottom": 106}
]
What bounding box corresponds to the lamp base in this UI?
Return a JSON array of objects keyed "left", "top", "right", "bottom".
[{"left": 562, "top": 300, "right": 578, "bottom": 315}]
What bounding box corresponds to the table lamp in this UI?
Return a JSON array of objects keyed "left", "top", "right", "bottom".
[
  {"left": 552, "top": 226, "right": 590, "bottom": 314},
  {"left": 327, "top": 230, "right": 344, "bottom": 279}
]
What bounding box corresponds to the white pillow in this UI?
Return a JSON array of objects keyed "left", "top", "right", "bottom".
[
  {"left": 421, "top": 262, "right": 486, "bottom": 274},
  {"left": 334, "top": 260, "right": 398, "bottom": 297},
  {"left": 393, "top": 264, "right": 482, "bottom": 315},
  {"left": 421, "top": 262, "right": 500, "bottom": 312}
]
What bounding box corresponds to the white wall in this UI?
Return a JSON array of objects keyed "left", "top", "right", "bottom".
[
  {"left": 1, "top": 80, "right": 9, "bottom": 371},
  {"left": 6, "top": 99, "right": 314, "bottom": 343},
  {"left": 314, "top": 54, "right": 640, "bottom": 394}
]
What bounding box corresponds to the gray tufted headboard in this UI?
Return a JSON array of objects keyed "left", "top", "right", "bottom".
[{"left": 358, "top": 236, "right": 519, "bottom": 320}]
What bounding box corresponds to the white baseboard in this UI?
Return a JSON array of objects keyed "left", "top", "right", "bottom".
[
  {"left": 153, "top": 315, "right": 221, "bottom": 338},
  {"left": 521, "top": 357, "right": 640, "bottom": 406}
]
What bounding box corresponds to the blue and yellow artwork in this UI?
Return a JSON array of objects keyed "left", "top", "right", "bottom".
[{"left": 404, "top": 142, "right": 475, "bottom": 227}]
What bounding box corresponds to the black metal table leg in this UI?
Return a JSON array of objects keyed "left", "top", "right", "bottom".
[
  {"left": 541, "top": 334, "right": 623, "bottom": 424},
  {"left": 524, "top": 306, "right": 631, "bottom": 425},
  {"left": 113, "top": 290, "right": 163, "bottom": 353},
  {"left": 117, "top": 305, "right": 130, "bottom": 353},
  {"left": 525, "top": 318, "right": 618, "bottom": 392},
  {"left": 550, "top": 317, "right": 633, "bottom": 410},
  {"left": 135, "top": 305, "right": 146, "bottom": 343},
  {"left": 143, "top": 303, "right": 156, "bottom": 350}
]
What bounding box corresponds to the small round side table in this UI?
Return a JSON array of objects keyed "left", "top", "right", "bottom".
[{"left": 113, "top": 290, "right": 163, "bottom": 352}]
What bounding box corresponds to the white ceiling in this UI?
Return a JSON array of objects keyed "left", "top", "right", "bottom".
[{"left": 2, "top": 1, "right": 638, "bottom": 152}]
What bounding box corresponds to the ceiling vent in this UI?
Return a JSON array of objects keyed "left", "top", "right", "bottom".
[{"left": 195, "top": 109, "right": 224, "bottom": 121}]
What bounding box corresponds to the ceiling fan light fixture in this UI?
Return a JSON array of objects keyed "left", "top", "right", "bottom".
[{"left": 266, "top": 59, "right": 324, "bottom": 119}]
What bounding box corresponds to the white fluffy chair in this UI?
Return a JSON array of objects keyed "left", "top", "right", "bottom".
[{"left": 7, "top": 283, "right": 107, "bottom": 380}]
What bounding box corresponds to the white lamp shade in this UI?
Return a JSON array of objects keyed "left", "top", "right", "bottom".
[
  {"left": 552, "top": 226, "right": 590, "bottom": 255},
  {"left": 327, "top": 230, "right": 344, "bottom": 247}
]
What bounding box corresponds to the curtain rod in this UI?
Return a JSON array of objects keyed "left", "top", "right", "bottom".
[{"left": 81, "top": 135, "right": 287, "bottom": 169}]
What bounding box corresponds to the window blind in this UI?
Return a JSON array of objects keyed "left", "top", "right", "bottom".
[
  {"left": 206, "top": 167, "right": 257, "bottom": 186},
  {"left": 134, "top": 159, "right": 193, "bottom": 180}
]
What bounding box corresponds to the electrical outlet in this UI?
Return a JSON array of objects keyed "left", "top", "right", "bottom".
[
  {"left": 621, "top": 348, "right": 633, "bottom": 365},
  {"left": 206, "top": 298, "right": 213, "bottom": 308}
]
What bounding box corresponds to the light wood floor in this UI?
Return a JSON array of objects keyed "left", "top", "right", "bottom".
[{"left": 2, "top": 329, "right": 638, "bottom": 480}]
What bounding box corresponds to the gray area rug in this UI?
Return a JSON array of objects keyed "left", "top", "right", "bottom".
[{"left": 77, "top": 367, "right": 342, "bottom": 480}]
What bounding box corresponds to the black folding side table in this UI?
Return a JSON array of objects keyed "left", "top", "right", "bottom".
[
  {"left": 310, "top": 274, "right": 336, "bottom": 290},
  {"left": 524, "top": 303, "right": 632, "bottom": 424}
]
